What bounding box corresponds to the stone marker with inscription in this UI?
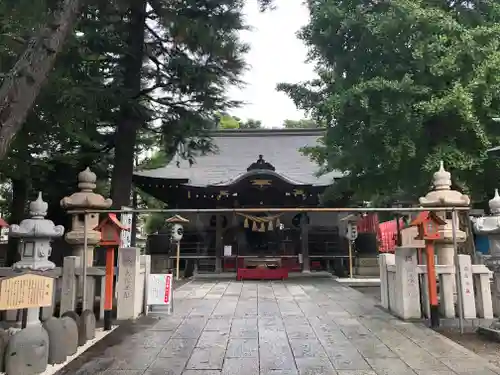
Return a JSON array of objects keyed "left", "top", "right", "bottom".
[{"left": 117, "top": 247, "right": 141, "bottom": 320}]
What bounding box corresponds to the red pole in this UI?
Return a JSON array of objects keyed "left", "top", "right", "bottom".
[
  {"left": 425, "top": 241, "right": 440, "bottom": 327},
  {"left": 104, "top": 246, "right": 115, "bottom": 330}
]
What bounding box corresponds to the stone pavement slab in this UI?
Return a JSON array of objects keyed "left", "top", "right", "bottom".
[{"left": 62, "top": 278, "right": 500, "bottom": 375}]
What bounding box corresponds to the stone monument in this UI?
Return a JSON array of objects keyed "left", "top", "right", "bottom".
[
  {"left": 473, "top": 189, "right": 500, "bottom": 314},
  {"left": 419, "top": 161, "right": 470, "bottom": 265},
  {"left": 5, "top": 192, "right": 66, "bottom": 374},
  {"left": 419, "top": 161, "right": 470, "bottom": 317},
  {"left": 61, "top": 167, "right": 112, "bottom": 267}
]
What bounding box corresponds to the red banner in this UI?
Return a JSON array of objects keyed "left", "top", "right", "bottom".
[{"left": 164, "top": 275, "right": 172, "bottom": 303}]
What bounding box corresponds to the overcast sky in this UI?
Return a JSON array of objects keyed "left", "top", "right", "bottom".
[{"left": 227, "top": 0, "right": 317, "bottom": 128}]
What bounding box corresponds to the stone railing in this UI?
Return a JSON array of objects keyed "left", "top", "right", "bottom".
[
  {"left": 0, "top": 248, "right": 151, "bottom": 374},
  {"left": 380, "top": 248, "right": 494, "bottom": 320}
]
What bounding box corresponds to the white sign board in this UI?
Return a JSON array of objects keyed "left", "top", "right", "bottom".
[
  {"left": 147, "top": 273, "right": 173, "bottom": 307},
  {"left": 120, "top": 206, "right": 133, "bottom": 248},
  {"left": 224, "top": 245, "right": 232, "bottom": 257}
]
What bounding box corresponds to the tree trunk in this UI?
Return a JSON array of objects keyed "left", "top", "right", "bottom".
[
  {"left": 110, "top": 0, "right": 147, "bottom": 210},
  {"left": 6, "top": 178, "right": 28, "bottom": 266},
  {"left": 130, "top": 187, "right": 138, "bottom": 247},
  {"left": 0, "top": 0, "right": 82, "bottom": 160}
]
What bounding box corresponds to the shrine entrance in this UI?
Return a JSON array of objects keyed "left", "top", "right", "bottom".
[{"left": 133, "top": 129, "right": 354, "bottom": 274}]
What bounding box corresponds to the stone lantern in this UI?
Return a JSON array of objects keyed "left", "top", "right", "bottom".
[
  {"left": 61, "top": 168, "right": 112, "bottom": 266},
  {"left": 473, "top": 189, "right": 500, "bottom": 314},
  {"left": 419, "top": 161, "right": 470, "bottom": 266},
  {"left": 9, "top": 192, "right": 65, "bottom": 271}
]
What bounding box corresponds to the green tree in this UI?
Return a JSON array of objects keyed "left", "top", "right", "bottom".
[
  {"left": 240, "top": 119, "right": 262, "bottom": 129},
  {"left": 283, "top": 119, "right": 318, "bottom": 129},
  {"left": 217, "top": 113, "right": 241, "bottom": 129},
  {"left": 0, "top": 0, "right": 82, "bottom": 160},
  {"left": 280, "top": 0, "right": 500, "bottom": 202}
]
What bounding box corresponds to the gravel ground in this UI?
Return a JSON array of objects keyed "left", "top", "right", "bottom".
[{"left": 353, "top": 285, "right": 500, "bottom": 369}]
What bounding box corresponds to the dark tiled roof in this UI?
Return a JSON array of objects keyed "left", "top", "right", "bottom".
[{"left": 134, "top": 128, "right": 343, "bottom": 187}]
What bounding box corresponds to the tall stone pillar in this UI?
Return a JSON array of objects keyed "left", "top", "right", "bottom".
[
  {"left": 473, "top": 189, "right": 500, "bottom": 315},
  {"left": 60, "top": 168, "right": 112, "bottom": 267},
  {"left": 419, "top": 161, "right": 470, "bottom": 266}
]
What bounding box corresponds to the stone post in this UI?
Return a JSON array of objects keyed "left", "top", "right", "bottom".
[
  {"left": 393, "top": 248, "right": 421, "bottom": 319},
  {"left": 60, "top": 167, "right": 112, "bottom": 267},
  {"left": 379, "top": 253, "right": 394, "bottom": 309},
  {"left": 473, "top": 189, "right": 500, "bottom": 315},
  {"left": 419, "top": 161, "right": 470, "bottom": 315}
]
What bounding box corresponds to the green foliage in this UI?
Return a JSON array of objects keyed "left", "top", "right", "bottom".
[
  {"left": 283, "top": 119, "right": 319, "bottom": 129},
  {"left": 216, "top": 112, "right": 262, "bottom": 129},
  {"left": 217, "top": 113, "right": 241, "bottom": 129},
  {"left": 279, "top": 0, "right": 500, "bottom": 203},
  {"left": 240, "top": 118, "right": 262, "bottom": 128},
  {"left": 0, "top": 0, "right": 274, "bottom": 223}
]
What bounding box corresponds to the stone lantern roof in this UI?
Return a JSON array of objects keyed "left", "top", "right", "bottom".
[
  {"left": 419, "top": 161, "right": 470, "bottom": 207},
  {"left": 60, "top": 167, "right": 112, "bottom": 209},
  {"left": 10, "top": 192, "right": 65, "bottom": 238},
  {"left": 490, "top": 189, "right": 500, "bottom": 215}
]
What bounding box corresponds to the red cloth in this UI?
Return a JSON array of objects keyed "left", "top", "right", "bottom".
[{"left": 378, "top": 218, "right": 405, "bottom": 253}]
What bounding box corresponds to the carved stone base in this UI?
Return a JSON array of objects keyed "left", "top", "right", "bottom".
[{"left": 13, "top": 259, "right": 55, "bottom": 271}]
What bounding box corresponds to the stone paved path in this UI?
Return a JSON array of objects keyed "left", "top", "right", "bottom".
[{"left": 77, "top": 278, "right": 500, "bottom": 375}]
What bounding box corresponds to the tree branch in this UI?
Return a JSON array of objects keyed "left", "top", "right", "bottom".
[{"left": 0, "top": 0, "right": 82, "bottom": 161}]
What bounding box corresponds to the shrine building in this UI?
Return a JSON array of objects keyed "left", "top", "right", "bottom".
[{"left": 133, "top": 128, "right": 363, "bottom": 274}]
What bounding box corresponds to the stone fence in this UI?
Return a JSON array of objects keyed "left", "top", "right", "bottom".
[
  {"left": 380, "top": 248, "right": 494, "bottom": 320},
  {"left": 0, "top": 248, "right": 150, "bottom": 375}
]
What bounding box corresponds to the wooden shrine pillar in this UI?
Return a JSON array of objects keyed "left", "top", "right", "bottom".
[
  {"left": 215, "top": 214, "right": 223, "bottom": 272},
  {"left": 301, "top": 213, "right": 310, "bottom": 273}
]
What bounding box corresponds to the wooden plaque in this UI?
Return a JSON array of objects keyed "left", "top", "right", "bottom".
[{"left": 0, "top": 273, "right": 54, "bottom": 310}]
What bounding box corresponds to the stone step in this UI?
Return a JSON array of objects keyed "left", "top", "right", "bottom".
[
  {"left": 355, "top": 257, "right": 379, "bottom": 267},
  {"left": 355, "top": 266, "right": 380, "bottom": 277}
]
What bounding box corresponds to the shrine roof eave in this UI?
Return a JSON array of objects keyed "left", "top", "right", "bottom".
[{"left": 133, "top": 171, "right": 334, "bottom": 190}]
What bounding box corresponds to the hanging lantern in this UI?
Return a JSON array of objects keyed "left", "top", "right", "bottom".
[
  {"left": 244, "top": 218, "right": 249, "bottom": 228},
  {"left": 259, "top": 222, "right": 266, "bottom": 232},
  {"left": 252, "top": 221, "right": 258, "bottom": 231},
  {"left": 268, "top": 221, "right": 273, "bottom": 231},
  {"left": 276, "top": 217, "right": 281, "bottom": 227}
]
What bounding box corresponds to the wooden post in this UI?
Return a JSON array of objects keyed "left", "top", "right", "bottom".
[
  {"left": 176, "top": 241, "right": 181, "bottom": 281},
  {"left": 215, "top": 214, "right": 222, "bottom": 273},
  {"left": 104, "top": 246, "right": 115, "bottom": 330},
  {"left": 425, "top": 241, "right": 439, "bottom": 327},
  {"left": 348, "top": 240, "right": 353, "bottom": 278},
  {"left": 300, "top": 213, "right": 310, "bottom": 272}
]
